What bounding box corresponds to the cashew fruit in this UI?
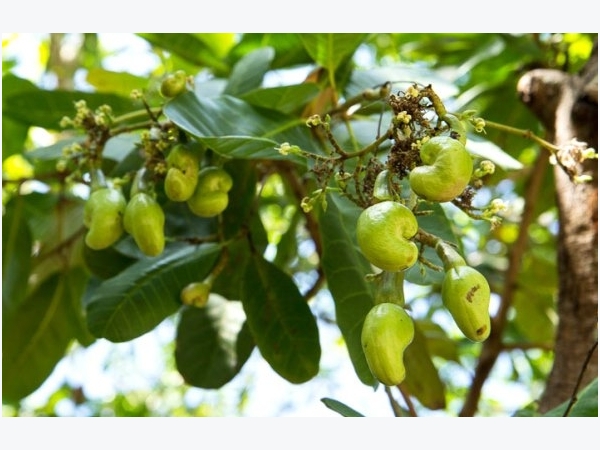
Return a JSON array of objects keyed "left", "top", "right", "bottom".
[
  {"left": 164, "top": 145, "right": 199, "bottom": 202},
  {"left": 442, "top": 265, "right": 491, "bottom": 342},
  {"left": 361, "top": 302, "right": 415, "bottom": 386},
  {"left": 409, "top": 136, "right": 473, "bottom": 202},
  {"left": 187, "top": 166, "right": 233, "bottom": 217},
  {"left": 160, "top": 70, "right": 187, "bottom": 98},
  {"left": 180, "top": 281, "right": 211, "bottom": 308},
  {"left": 356, "top": 201, "right": 419, "bottom": 272},
  {"left": 83, "top": 187, "right": 127, "bottom": 250},
  {"left": 124, "top": 192, "right": 165, "bottom": 257}
]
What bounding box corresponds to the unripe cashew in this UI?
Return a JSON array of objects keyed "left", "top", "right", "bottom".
[
  {"left": 187, "top": 166, "right": 233, "bottom": 217},
  {"left": 124, "top": 192, "right": 165, "bottom": 257},
  {"left": 361, "top": 302, "right": 415, "bottom": 386},
  {"left": 83, "top": 187, "right": 127, "bottom": 250},
  {"left": 164, "top": 145, "right": 200, "bottom": 202},
  {"left": 180, "top": 281, "right": 211, "bottom": 308},
  {"left": 409, "top": 136, "right": 473, "bottom": 202},
  {"left": 160, "top": 70, "right": 187, "bottom": 98},
  {"left": 356, "top": 201, "right": 419, "bottom": 272},
  {"left": 442, "top": 265, "right": 491, "bottom": 342}
]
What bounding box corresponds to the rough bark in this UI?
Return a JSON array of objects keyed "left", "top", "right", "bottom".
[{"left": 517, "top": 41, "right": 598, "bottom": 413}]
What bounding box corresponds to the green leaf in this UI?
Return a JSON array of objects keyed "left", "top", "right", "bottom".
[
  {"left": 163, "top": 91, "right": 309, "bottom": 163},
  {"left": 86, "top": 68, "right": 149, "bottom": 97},
  {"left": 232, "top": 34, "right": 312, "bottom": 69},
  {"left": 24, "top": 137, "right": 85, "bottom": 162},
  {"left": 2, "top": 74, "right": 40, "bottom": 160},
  {"left": 467, "top": 135, "right": 524, "bottom": 171},
  {"left": 299, "top": 34, "right": 368, "bottom": 73},
  {"left": 2, "top": 117, "right": 29, "bottom": 161},
  {"left": 240, "top": 83, "right": 320, "bottom": 115},
  {"left": 512, "top": 253, "right": 557, "bottom": 345},
  {"left": 2, "top": 198, "right": 33, "bottom": 313},
  {"left": 82, "top": 244, "right": 138, "bottom": 280},
  {"left": 224, "top": 47, "right": 274, "bottom": 96},
  {"left": 321, "top": 398, "right": 365, "bottom": 417},
  {"left": 319, "top": 194, "right": 376, "bottom": 386},
  {"left": 86, "top": 244, "right": 221, "bottom": 342},
  {"left": 416, "top": 319, "right": 459, "bottom": 362},
  {"left": 241, "top": 254, "right": 321, "bottom": 384},
  {"left": 2, "top": 269, "right": 87, "bottom": 403},
  {"left": 544, "top": 378, "right": 598, "bottom": 417},
  {"left": 22, "top": 192, "right": 84, "bottom": 245},
  {"left": 3, "top": 89, "right": 136, "bottom": 130},
  {"left": 175, "top": 296, "right": 254, "bottom": 389},
  {"left": 137, "top": 33, "right": 230, "bottom": 75},
  {"left": 402, "top": 322, "right": 446, "bottom": 410},
  {"left": 64, "top": 267, "right": 95, "bottom": 348},
  {"left": 25, "top": 134, "right": 137, "bottom": 166}
]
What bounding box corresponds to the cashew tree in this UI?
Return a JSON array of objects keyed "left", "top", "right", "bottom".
[{"left": 2, "top": 33, "right": 597, "bottom": 417}]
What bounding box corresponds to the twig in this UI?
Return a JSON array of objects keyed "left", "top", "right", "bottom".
[
  {"left": 384, "top": 386, "right": 405, "bottom": 417},
  {"left": 563, "top": 340, "right": 598, "bottom": 417}
]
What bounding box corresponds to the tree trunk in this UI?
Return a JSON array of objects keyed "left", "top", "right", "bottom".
[{"left": 517, "top": 40, "right": 598, "bottom": 413}]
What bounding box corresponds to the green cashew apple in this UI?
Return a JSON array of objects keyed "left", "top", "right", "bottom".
[
  {"left": 442, "top": 265, "right": 491, "bottom": 342},
  {"left": 356, "top": 201, "right": 419, "bottom": 272},
  {"left": 409, "top": 136, "right": 473, "bottom": 202},
  {"left": 124, "top": 192, "right": 165, "bottom": 257},
  {"left": 180, "top": 281, "right": 211, "bottom": 308},
  {"left": 164, "top": 145, "right": 200, "bottom": 202},
  {"left": 160, "top": 70, "right": 187, "bottom": 98},
  {"left": 187, "top": 166, "right": 233, "bottom": 217},
  {"left": 361, "top": 302, "right": 415, "bottom": 386},
  {"left": 83, "top": 187, "right": 127, "bottom": 250}
]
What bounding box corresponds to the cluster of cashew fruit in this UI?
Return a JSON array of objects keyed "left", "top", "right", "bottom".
[
  {"left": 82, "top": 144, "right": 233, "bottom": 260},
  {"left": 356, "top": 114, "right": 491, "bottom": 387}
]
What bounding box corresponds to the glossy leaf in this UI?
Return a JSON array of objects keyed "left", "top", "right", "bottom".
[
  {"left": 299, "top": 34, "right": 367, "bottom": 74},
  {"left": 82, "top": 244, "right": 137, "bottom": 280},
  {"left": 241, "top": 83, "right": 320, "bottom": 114},
  {"left": 3, "top": 89, "right": 135, "bottom": 130},
  {"left": 175, "top": 295, "right": 254, "bottom": 389},
  {"left": 319, "top": 194, "right": 376, "bottom": 386},
  {"left": 137, "top": 33, "right": 230, "bottom": 75},
  {"left": 467, "top": 135, "right": 524, "bottom": 170},
  {"left": 402, "top": 322, "right": 447, "bottom": 410},
  {"left": 241, "top": 254, "right": 321, "bottom": 384},
  {"left": 2, "top": 117, "right": 29, "bottom": 161},
  {"left": 86, "top": 68, "right": 149, "bottom": 97},
  {"left": 321, "top": 398, "right": 365, "bottom": 417},
  {"left": 224, "top": 47, "right": 274, "bottom": 96},
  {"left": 2, "top": 74, "right": 42, "bottom": 160},
  {"left": 232, "top": 34, "right": 312, "bottom": 69},
  {"left": 86, "top": 244, "right": 221, "bottom": 342},
  {"left": 544, "top": 378, "right": 598, "bottom": 417},
  {"left": 2, "top": 198, "right": 32, "bottom": 313},
  {"left": 2, "top": 269, "right": 87, "bottom": 403},
  {"left": 163, "top": 91, "right": 309, "bottom": 164},
  {"left": 416, "top": 319, "right": 459, "bottom": 362}
]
